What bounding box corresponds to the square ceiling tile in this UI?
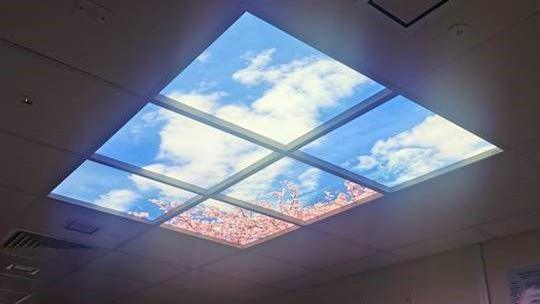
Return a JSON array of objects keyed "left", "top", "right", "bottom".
[
  {"left": 0, "top": 1, "right": 244, "bottom": 95},
  {"left": 118, "top": 228, "right": 238, "bottom": 268},
  {"left": 397, "top": 151, "right": 540, "bottom": 226},
  {"left": 202, "top": 252, "right": 308, "bottom": 284},
  {"left": 0, "top": 187, "right": 34, "bottom": 227},
  {"left": 0, "top": 132, "right": 82, "bottom": 195},
  {"left": 166, "top": 270, "right": 259, "bottom": 296},
  {"left": 55, "top": 269, "right": 151, "bottom": 295},
  {"left": 311, "top": 194, "right": 472, "bottom": 250},
  {"left": 230, "top": 285, "right": 283, "bottom": 302},
  {"left": 21, "top": 196, "right": 147, "bottom": 250},
  {"left": 115, "top": 284, "right": 220, "bottom": 304},
  {"left": 391, "top": 228, "right": 492, "bottom": 259},
  {"left": 162, "top": 199, "right": 296, "bottom": 248},
  {"left": 33, "top": 287, "right": 119, "bottom": 304},
  {"left": 0, "top": 40, "right": 146, "bottom": 156},
  {"left": 86, "top": 251, "right": 187, "bottom": 283},
  {"left": 476, "top": 210, "right": 540, "bottom": 238},
  {"left": 270, "top": 269, "right": 343, "bottom": 292},
  {"left": 250, "top": 229, "right": 376, "bottom": 268},
  {"left": 323, "top": 251, "right": 402, "bottom": 277}
]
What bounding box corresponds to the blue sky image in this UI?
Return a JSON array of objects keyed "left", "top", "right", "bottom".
[
  {"left": 51, "top": 13, "right": 498, "bottom": 222},
  {"left": 302, "top": 96, "right": 497, "bottom": 187}
]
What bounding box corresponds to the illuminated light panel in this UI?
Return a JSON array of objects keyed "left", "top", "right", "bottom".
[
  {"left": 225, "top": 158, "right": 380, "bottom": 223},
  {"left": 302, "top": 96, "right": 501, "bottom": 187},
  {"left": 96, "top": 103, "right": 270, "bottom": 188},
  {"left": 48, "top": 9, "right": 501, "bottom": 248},
  {"left": 159, "top": 12, "right": 384, "bottom": 144},
  {"left": 162, "top": 199, "right": 296, "bottom": 248},
  {"left": 50, "top": 161, "right": 197, "bottom": 221}
]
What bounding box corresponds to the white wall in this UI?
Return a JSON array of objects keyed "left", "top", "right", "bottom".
[{"left": 261, "top": 229, "right": 540, "bottom": 304}]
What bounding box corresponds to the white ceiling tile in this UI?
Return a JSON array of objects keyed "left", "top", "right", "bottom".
[
  {"left": 230, "top": 285, "right": 283, "bottom": 302},
  {"left": 0, "top": 187, "right": 34, "bottom": 228},
  {"left": 310, "top": 193, "right": 468, "bottom": 250},
  {"left": 476, "top": 210, "right": 540, "bottom": 238},
  {"left": 312, "top": 150, "right": 540, "bottom": 252},
  {"left": 118, "top": 228, "right": 238, "bottom": 268},
  {"left": 391, "top": 228, "right": 493, "bottom": 259},
  {"left": 250, "top": 228, "right": 376, "bottom": 268},
  {"left": 410, "top": 15, "right": 540, "bottom": 148},
  {"left": 203, "top": 252, "right": 308, "bottom": 284},
  {"left": 323, "top": 251, "right": 403, "bottom": 277},
  {"left": 21, "top": 196, "right": 147, "bottom": 250},
  {"left": 248, "top": 0, "right": 538, "bottom": 90},
  {"left": 270, "top": 269, "right": 343, "bottom": 292},
  {"left": 55, "top": 269, "right": 151, "bottom": 295},
  {"left": 390, "top": 152, "right": 540, "bottom": 226},
  {"left": 0, "top": 132, "right": 82, "bottom": 195},
  {"left": 166, "top": 270, "right": 259, "bottom": 296},
  {"left": 115, "top": 284, "right": 220, "bottom": 304},
  {"left": 86, "top": 251, "right": 187, "bottom": 283},
  {"left": 0, "top": 0, "right": 244, "bottom": 95},
  {"left": 0, "top": 40, "right": 145, "bottom": 156},
  {"left": 32, "top": 287, "right": 119, "bottom": 304}
]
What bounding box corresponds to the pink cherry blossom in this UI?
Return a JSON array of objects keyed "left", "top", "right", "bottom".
[
  {"left": 139, "top": 180, "right": 377, "bottom": 247},
  {"left": 165, "top": 200, "right": 295, "bottom": 247}
]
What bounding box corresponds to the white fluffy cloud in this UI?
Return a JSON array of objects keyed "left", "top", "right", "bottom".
[
  {"left": 129, "top": 173, "right": 196, "bottom": 202},
  {"left": 196, "top": 51, "right": 210, "bottom": 63},
  {"left": 94, "top": 189, "right": 139, "bottom": 212},
  {"left": 221, "top": 49, "right": 371, "bottom": 143},
  {"left": 226, "top": 158, "right": 292, "bottom": 201},
  {"left": 140, "top": 107, "right": 269, "bottom": 188},
  {"left": 298, "top": 167, "right": 321, "bottom": 193},
  {"left": 356, "top": 115, "right": 495, "bottom": 186}
]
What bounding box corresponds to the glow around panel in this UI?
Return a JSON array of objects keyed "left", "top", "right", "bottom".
[
  {"left": 302, "top": 96, "right": 500, "bottom": 187},
  {"left": 96, "top": 103, "right": 270, "bottom": 188},
  {"left": 51, "top": 160, "right": 197, "bottom": 221},
  {"left": 162, "top": 199, "right": 296, "bottom": 247},
  {"left": 160, "top": 13, "right": 384, "bottom": 144},
  {"left": 224, "top": 158, "right": 379, "bottom": 222}
]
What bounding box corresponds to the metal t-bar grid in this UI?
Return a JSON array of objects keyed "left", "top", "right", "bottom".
[{"left": 87, "top": 88, "right": 396, "bottom": 227}]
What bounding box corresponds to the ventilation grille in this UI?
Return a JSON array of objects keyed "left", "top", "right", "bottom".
[{"left": 1, "top": 231, "right": 93, "bottom": 261}]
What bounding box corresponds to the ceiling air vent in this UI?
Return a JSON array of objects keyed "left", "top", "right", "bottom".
[{"left": 1, "top": 231, "right": 94, "bottom": 261}]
